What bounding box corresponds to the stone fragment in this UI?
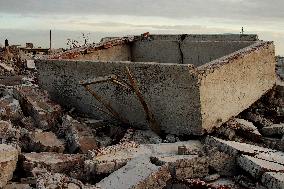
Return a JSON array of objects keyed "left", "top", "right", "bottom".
[
  {"left": 21, "top": 152, "right": 84, "bottom": 176},
  {"left": 96, "top": 135, "right": 112, "bottom": 148},
  {"left": 153, "top": 155, "right": 209, "bottom": 179},
  {"left": 14, "top": 86, "right": 62, "bottom": 130},
  {"left": 36, "top": 172, "right": 87, "bottom": 189},
  {"left": 63, "top": 115, "right": 97, "bottom": 153},
  {"left": 205, "top": 136, "right": 275, "bottom": 157},
  {"left": 132, "top": 130, "right": 162, "bottom": 144},
  {"left": 234, "top": 118, "right": 262, "bottom": 140},
  {"left": 237, "top": 154, "right": 284, "bottom": 179},
  {"left": 262, "top": 172, "right": 284, "bottom": 189},
  {"left": 29, "top": 130, "right": 65, "bottom": 153},
  {"left": 203, "top": 174, "right": 220, "bottom": 182},
  {"left": 0, "top": 121, "right": 20, "bottom": 142},
  {"left": 96, "top": 157, "right": 171, "bottom": 189},
  {"left": 244, "top": 112, "right": 273, "bottom": 128},
  {"left": 3, "top": 183, "right": 31, "bottom": 189},
  {"left": 19, "top": 117, "right": 36, "bottom": 131},
  {"left": 208, "top": 178, "right": 241, "bottom": 189},
  {"left": 262, "top": 137, "right": 284, "bottom": 151},
  {"left": 0, "top": 144, "right": 18, "bottom": 188},
  {"left": 0, "top": 92, "right": 23, "bottom": 122},
  {"left": 261, "top": 124, "right": 284, "bottom": 136}
]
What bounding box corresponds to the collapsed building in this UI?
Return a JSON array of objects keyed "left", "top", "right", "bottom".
[{"left": 0, "top": 34, "right": 283, "bottom": 189}]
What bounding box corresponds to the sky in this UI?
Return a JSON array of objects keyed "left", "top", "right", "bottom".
[{"left": 0, "top": 0, "right": 283, "bottom": 55}]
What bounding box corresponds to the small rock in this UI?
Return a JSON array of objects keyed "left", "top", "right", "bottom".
[
  {"left": 0, "top": 144, "right": 18, "bottom": 188},
  {"left": 63, "top": 115, "right": 98, "bottom": 153}
]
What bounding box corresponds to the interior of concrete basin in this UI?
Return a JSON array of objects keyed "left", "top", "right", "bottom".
[{"left": 129, "top": 39, "right": 256, "bottom": 67}]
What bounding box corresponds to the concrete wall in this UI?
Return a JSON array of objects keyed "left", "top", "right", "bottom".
[
  {"left": 131, "top": 40, "right": 253, "bottom": 66},
  {"left": 74, "top": 44, "right": 131, "bottom": 61},
  {"left": 36, "top": 60, "right": 202, "bottom": 135},
  {"left": 198, "top": 41, "right": 276, "bottom": 132}
]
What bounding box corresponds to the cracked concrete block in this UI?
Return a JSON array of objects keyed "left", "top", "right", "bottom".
[
  {"left": 262, "top": 172, "right": 284, "bottom": 189},
  {"left": 63, "top": 115, "right": 98, "bottom": 153},
  {"left": 237, "top": 154, "right": 284, "bottom": 179},
  {"left": 14, "top": 86, "right": 62, "bottom": 130},
  {"left": 21, "top": 152, "right": 84, "bottom": 176},
  {"left": 261, "top": 124, "right": 284, "bottom": 136},
  {"left": 0, "top": 144, "right": 18, "bottom": 188},
  {"left": 96, "top": 157, "right": 171, "bottom": 189},
  {"left": 205, "top": 136, "right": 275, "bottom": 157},
  {"left": 29, "top": 130, "right": 65, "bottom": 153},
  {"left": 91, "top": 141, "right": 202, "bottom": 174}
]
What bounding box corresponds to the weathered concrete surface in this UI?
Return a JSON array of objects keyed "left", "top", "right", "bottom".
[
  {"left": 237, "top": 154, "right": 284, "bottom": 179},
  {"left": 88, "top": 141, "right": 202, "bottom": 174},
  {"left": 63, "top": 115, "right": 97, "bottom": 153},
  {"left": 0, "top": 91, "right": 23, "bottom": 122},
  {"left": 95, "top": 157, "right": 171, "bottom": 189},
  {"left": 262, "top": 172, "right": 284, "bottom": 189},
  {"left": 29, "top": 130, "right": 65, "bottom": 153},
  {"left": 37, "top": 35, "right": 275, "bottom": 135},
  {"left": 198, "top": 41, "right": 275, "bottom": 132},
  {"left": 21, "top": 152, "right": 84, "bottom": 175},
  {"left": 261, "top": 124, "right": 284, "bottom": 136},
  {"left": 0, "top": 144, "right": 18, "bottom": 188},
  {"left": 14, "top": 86, "right": 62, "bottom": 130}
]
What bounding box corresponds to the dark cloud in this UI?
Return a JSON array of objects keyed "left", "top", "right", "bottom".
[{"left": 0, "top": 0, "right": 283, "bottom": 20}]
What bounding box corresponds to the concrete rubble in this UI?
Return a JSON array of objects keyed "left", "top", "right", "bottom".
[{"left": 0, "top": 34, "right": 283, "bottom": 188}]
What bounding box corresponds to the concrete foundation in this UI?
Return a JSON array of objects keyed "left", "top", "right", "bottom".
[{"left": 36, "top": 34, "right": 276, "bottom": 135}]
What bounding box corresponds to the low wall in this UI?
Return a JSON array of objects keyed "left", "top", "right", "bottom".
[{"left": 36, "top": 60, "right": 202, "bottom": 135}]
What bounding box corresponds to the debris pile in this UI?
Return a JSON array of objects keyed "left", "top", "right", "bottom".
[{"left": 0, "top": 36, "right": 284, "bottom": 189}]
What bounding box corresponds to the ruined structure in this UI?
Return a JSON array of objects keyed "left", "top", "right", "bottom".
[{"left": 36, "top": 34, "right": 275, "bottom": 135}]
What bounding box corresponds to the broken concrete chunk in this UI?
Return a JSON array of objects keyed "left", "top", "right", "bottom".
[
  {"left": 237, "top": 154, "right": 284, "bottom": 179},
  {"left": 96, "top": 157, "right": 171, "bottom": 189},
  {"left": 14, "top": 86, "right": 62, "bottom": 130},
  {"left": 261, "top": 124, "right": 284, "bottom": 136},
  {"left": 29, "top": 130, "right": 65, "bottom": 153},
  {"left": 21, "top": 152, "right": 84, "bottom": 176},
  {"left": 96, "top": 135, "right": 112, "bottom": 148},
  {"left": 0, "top": 144, "right": 19, "bottom": 188},
  {"left": 205, "top": 136, "right": 275, "bottom": 157},
  {"left": 19, "top": 116, "right": 36, "bottom": 131},
  {"left": 3, "top": 183, "right": 31, "bottom": 189},
  {"left": 261, "top": 172, "right": 284, "bottom": 189},
  {"left": 0, "top": 93, "right": 23, "bottom": 122},
  {"left": 0, "top": 121, "right": 20, "bottom": 142},
  {"left": 132, "top": 130, "right": 162, "bottom": 144},
  {"left": 234, "top": 118, "right": 262, "bottom": 140},
  {"left": 262, "top": 137, "right": 284, "bottom": 152},
  {"left": 244, "top": 112, "right": 273, "bottom": 128},
  {"left": 63, "top": 115, "right": 98, "bottom": 153},
  {"left": 36, "top": 172, "right": 86, "bottom": 189}
]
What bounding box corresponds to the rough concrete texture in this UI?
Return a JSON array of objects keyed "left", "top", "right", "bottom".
[
  {"left": 96, "top": 157, "right": 171, "bottom": 189},
  {"left": 89, "top": 140, "right": 202, "bottom": 174},
  {"left": 3, "top": 183, "right": 31, "bottom": 189},
  {"left": 0, "top": 121, "right": 20, "bottom": 141},
  {"left": 0, "top": 144, "right": 18, "bottom": 188},
  {"left": 237, "top": 154, "right": 284, "bottom": 179},
  {"left": 0, "top": 91, "right": 23, "bottom": 122},
  {"left": 205, "top": 136, "right": 275, "bottom": 156},
  {"left": 63, "top": 115, "right": 97, "bottom": 153},
  {"left": 153, "top": 155, "right": 209, "bottom": 179},
  {"left": 262, "top": 172, "right": 284, "bottom": 189},
  {"left": 29, "top": 130, "right": 65, "bottom": 153},
  {"left": 261, "top": 124, "right": 284, "bottom": 136},
  {"left": 36, "top": 172, "right": 87, "bottom": 189},
  {"left": 21, "top": 152, "right": 84, "bottom": 175},
  {"left": 37, "top": 34, "right": 275, "bottom": 135},
  {"left": 14, "top": 86, "right": 62, "bottom": 131}
]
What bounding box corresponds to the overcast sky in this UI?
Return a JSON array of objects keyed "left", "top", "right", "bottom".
[{"left": 0, "top": 0, "right": 283, "bottom": 55}]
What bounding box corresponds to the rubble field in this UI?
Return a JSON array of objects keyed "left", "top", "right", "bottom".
[{"left": 0, "top": 35, "right": 283, "bottom": 189}]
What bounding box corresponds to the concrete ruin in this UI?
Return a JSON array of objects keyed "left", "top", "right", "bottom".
[{"left": 36, "top": 34, "right": 276, "bottom": 135}]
